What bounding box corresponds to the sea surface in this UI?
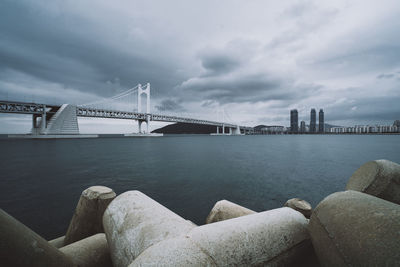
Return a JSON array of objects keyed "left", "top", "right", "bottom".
[{"left": 1, "top": 134, "right": 399, "bottom": 239}]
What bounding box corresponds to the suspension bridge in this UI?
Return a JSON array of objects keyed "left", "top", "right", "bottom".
[{"left": 0, "top": 83, "right": 253, "bottom": 135}]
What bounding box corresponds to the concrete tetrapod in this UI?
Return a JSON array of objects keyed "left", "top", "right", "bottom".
[
  {"left": 309, "top": 190, "right": 400, "bottom": 266},
  {"left": 0, "top": 209, "right": 74, "bottom": 267},
  {"left": 205, "top": 199, "right": 256, "bottom": 224},
  {"left": 102, "top": 191, "right": 196, "bottom": 267},
  {"left": 49, "top": 235, "right": 65, "bottom": 248},
  {"left": 284, "top": 198, "right": 312, "bottom": 218},
  {"left": 130, "top": 237, "right": 215, "bottom": 266},
  {"left": 60, "top": 233, "right": 112, "bottom": 267},
  {"left": 346, "top": 159, "right": 400, "bottom": 204},
  {"left": 64, "top": 185, "right": 116, "bottom": 245},
  {"left": 131, "top": 207, "right": 313, "bottom": 266}
]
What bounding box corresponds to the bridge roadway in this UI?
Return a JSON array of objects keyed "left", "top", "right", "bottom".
[{"left": 0, "top": 100, "right": 252, "bottom": 131}]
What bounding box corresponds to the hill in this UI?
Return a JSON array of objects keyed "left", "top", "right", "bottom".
[
  {"left": 152, "top": 123, "right": 342, "bottom": 134},
  {"left": 152, "top": 123, "right": 218, "bottom": 134}
]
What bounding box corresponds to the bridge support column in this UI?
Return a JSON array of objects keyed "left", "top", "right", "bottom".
[
  {"left": 31, "top": 115, "right": 40, "bottom": 135},
  {"left": 229, "top": 127, "right": 232, "bottom": 135},
  {"left": 146, "top": 114, "right": 150, "bottom": 134},
  {"left": 32, "top": 115, "right": 37, "bottom": 129},
  {"left": 138, "top": 119, "right": 150, "bottom": 134},
  {"left": 217, "top": 126, "right": 220, "bottom": 134},
  {"left": 40, "top": 105, "right": 46, "bottom": 134},
  {"left": 138, "top": 120, "right": 143, "bottom": 133},
  {"left": 222, "top": 124, "right": 225, "bottom": 134}
]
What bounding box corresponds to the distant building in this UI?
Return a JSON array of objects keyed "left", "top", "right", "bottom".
[
  {"left": 330, "top": 124, "right": 400, "bottom": 134},
  {"left": 319, "top": 109, "right": 324, "bottom": 133},
  {"left": 300, "top": 121, "right": 306, "bottom": 133},
  {"left": 260, "top": 126, "right": 285, "bottom": 134},
  {"left": 290, "top": 109, "right": 298, "bottom": 133},
  {"left": 310, "top": 109, "right": 316, "bottom": 133}
]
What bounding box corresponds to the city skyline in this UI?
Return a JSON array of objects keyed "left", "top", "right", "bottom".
[
  {"left": 0, "top": 1, "right": 400, "bottom": 133},
  {"left": 290, "top": 108, "right": 325, "bottom": 133},
  {"left": 286, "top": 107, "right": 399, "bottom": 134}
]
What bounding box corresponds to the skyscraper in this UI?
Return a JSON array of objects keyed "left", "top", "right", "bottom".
[
  {"left": 300, "top": 121, "right": 306, "bottom": 133},
  {"left": 319, "top": 109, "right": 324, "bottom": 133},
  {"left": 310, "top": 109, "right": 316, "bottom": 133},
  {"left": 290, "top": 109, "right": 298, "bottom": 133}
]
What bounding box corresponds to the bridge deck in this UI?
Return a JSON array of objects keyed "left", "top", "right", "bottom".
[
  {"left": 0, "top": 100, "right": 251, "bottom": 129},
  {"left": 0, "top": 101, "right": 58, "bottom": 115},
  {"left": 77, "top": 107, "right": 238, "bottom": 127}
]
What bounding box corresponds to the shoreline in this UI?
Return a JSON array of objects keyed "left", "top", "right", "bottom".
[
  {"left": 0, "top": 132, "right": 399, "bottom": 139},
  {"left": 1, "top": 133, "right": 164, "bottom": 139}
]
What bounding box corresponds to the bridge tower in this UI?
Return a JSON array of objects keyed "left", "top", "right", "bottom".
[{"left": 137, "top": 83, "right": 151, "bottom": 133}]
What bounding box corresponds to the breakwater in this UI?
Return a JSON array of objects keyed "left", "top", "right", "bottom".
[{"left": 1, "top": 159, "right": 399, "bottom": 266}]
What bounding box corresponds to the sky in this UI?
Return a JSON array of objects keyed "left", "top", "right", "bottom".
[{"left": 0, "top": 0, "right": 399, "bottom": 133}]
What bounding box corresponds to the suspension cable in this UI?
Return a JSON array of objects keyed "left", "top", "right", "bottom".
[{"left": 80, "top": 84, "right": 139, "bottom": 107}]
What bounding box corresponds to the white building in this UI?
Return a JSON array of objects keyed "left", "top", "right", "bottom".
[{"left": 330, "top": 125, "right": 400, "bottom": 134}]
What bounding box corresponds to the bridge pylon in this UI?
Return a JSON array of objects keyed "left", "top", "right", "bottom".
[{"left": 137, "top": 83, "right": 151, "bottom": 133}]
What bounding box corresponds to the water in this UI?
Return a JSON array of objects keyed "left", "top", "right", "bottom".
[{"left": 0, "top": 135, "right": 399, "bottom": 240}]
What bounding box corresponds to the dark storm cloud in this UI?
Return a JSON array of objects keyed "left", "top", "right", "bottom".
[
  {"left": 310, "top": 46, "right": 400, "bottom": 75},
  {"left": 377, "top": 72, "right": 397, "bottom": 79},
  {"left": 281, "top": 1, "right": 311, "bottom": 18},
  {"left": 0, "top": 1, "right": 183, "bottom": 99},
  {"left": 176, "top": 38, "right": 321, "bottom": 105},
  {"left": 155, "top": 99, "right": 185, "bottom": 112},
  {"left": 175, "top": 38, "right": 323, "bottom": 105},
  {"left": 266, "top": 1, "right": 337, "bottom": 51},
  {"left": 180, "top": 70, "right": 321, "bottom": 104},
  {"left": 199, "top": 51, "right": 241, "bottom": 76},
  {"left": 303, "top": 10, "right": 400, "bottom": 78},
  {"left": 325, "top": 95, "right": 400, "bottom": 124}
]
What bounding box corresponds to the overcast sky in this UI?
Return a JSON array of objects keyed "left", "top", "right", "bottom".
[{"left": 1, "top": 0, "right": 399, "bottom": 133}]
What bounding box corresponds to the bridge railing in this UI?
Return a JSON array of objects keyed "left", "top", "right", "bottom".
[
  {"left": 0, "top": 101, "right": 56, "bottom": 115},
  {"left": 76, "top": 106, "right": 147, "bottom": 120}
]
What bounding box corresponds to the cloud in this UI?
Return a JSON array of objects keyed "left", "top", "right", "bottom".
[
  {"left": 177, "top": 38, "right": 322, "bottom": 105},
  {"left": 155, "top": 99, "right": 185, "bottom": 112},
  {"left": 377, "top": 72, "right": 398, "bottom": 79},
  {"left": 196, "top": 39, "right": 259, "bottom": 77},
  {"left": 180, "top": 71, "right": 322, "bottom": 104},
  {"left": 297, "top": 4, "right": 400, "bottom": 80},
  {"left": 321, "top": 93, "right": 400, "bottom": 125},
  {"left": 268, "top": 1, "right": 338, "bottom": 51},
  {"left": 0, "top": 70, "right": 104, "bottom": 105},
  {"left": 1, "top": 0, "right": 400, "bottom": 132},
  {"left": 200, "top": 52, "right": 241, "bottom": 76},
  {"left": 0, "top": 0, "right": 188, "bottom": 99}
]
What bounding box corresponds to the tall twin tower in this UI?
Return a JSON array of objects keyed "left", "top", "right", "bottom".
[{"left": 290, "top": 109, "right": 324, "bottom": 133}]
